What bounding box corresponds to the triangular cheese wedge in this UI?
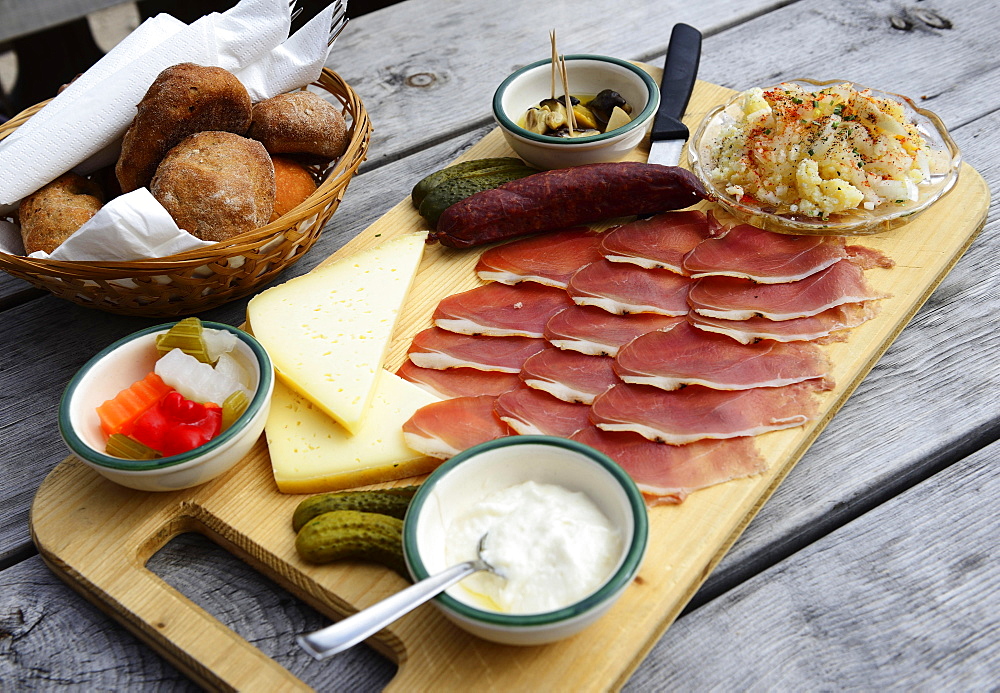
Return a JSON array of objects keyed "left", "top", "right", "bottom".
[
  {"left": 265, "top": 370, "right": 442, "bottom": 493},
  {"left": 247, "top": 232, "right": 427, "bottom": 434}
]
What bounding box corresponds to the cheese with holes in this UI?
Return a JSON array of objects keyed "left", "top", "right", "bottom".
[
  {"left": 266, "top": 369, "right": 442, "bottom": 493},
  {"left": 247, "top": 232, "right": 427, "bottom": 434}
]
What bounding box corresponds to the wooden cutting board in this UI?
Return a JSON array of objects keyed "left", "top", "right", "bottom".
[{"left": 30, "top": 76, "right": 989, "bottom": 691}]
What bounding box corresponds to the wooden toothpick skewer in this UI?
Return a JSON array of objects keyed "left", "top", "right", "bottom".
[
  {"left": 560, "top": 55, "right": 576, "bottom": 135},
  {"left": 549, "top": 30, "right": 557, "bottom": 99}
]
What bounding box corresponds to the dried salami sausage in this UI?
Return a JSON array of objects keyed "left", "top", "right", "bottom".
[{"left": 430, "top": 162, "right": 708, "bottom": 248}]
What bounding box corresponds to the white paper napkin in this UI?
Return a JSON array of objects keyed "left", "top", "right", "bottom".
[
  {"left": 0, "top": 189, "right": 214, "bottom": 261},
  {"left": 0, "top": 0, "right": 291, "bottom": 206},
  {"left": 235, "top": 2, "right": 337, "bottom": 101},
  {"left": 0, "top": 220, "right": 25, "bottom": 256},
  {"left": 0, "top": 14, "right": 187, "bottom": 147}
]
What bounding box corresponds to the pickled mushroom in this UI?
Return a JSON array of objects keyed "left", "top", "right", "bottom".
[
  {"left": 587, "top": 89, "right": 632, "bottom": 127},
  {"left": 525, "top": 100, "right": 571, "bottom": 134},
  {"left": 519, "top": 91, "right": 632, "bottom": 137},
  {"left": 540, "top": 96, "right": 580, "bottom": 109},
  {"left": 553, "top": 127, "right": 601, "bottom": 138},
  {"left": 524, "top": 107, "right": 549, "bottom": 134}
]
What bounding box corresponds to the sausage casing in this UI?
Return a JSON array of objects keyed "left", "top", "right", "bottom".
[{"left": 430, "top": 162, "right": 708, "bottom": 248}]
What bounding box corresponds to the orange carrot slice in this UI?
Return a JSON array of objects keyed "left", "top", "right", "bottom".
[{"left": 96, "top": 372, "right": 174, "bottom": 437}]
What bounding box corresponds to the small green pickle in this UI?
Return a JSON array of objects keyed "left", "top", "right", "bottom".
[
  {"left": 221, "top": 390, "right": 250, "bottom": 430},
  {"left": 106, "top": 434, "right": 161, "bottom": 460},
  {"left": 156, "top": 317, "right": 212, "bottom": 363}
]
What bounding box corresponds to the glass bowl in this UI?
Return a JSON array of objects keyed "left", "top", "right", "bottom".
[{"left": 687, "top": 78, "right": 962, "bottom": 235}]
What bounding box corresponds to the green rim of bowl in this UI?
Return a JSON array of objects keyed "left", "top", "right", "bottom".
[
  {"left": 403, "top": 434, "right": 649, "bottom": 627},
  {"left": 493, "top": 54, "right": 660, "bottom": 145},
  {"left": 58, "top": 321, "right": 273, "bottom": 471}
]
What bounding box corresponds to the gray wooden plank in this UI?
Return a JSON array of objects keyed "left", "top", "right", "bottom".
[
  {"left": 697, "top": 0, "right": 999, "bottom": 130},
  {"left": 0, "top": 0, "right": 998, "bottom": 686},
  {"left": 626, "top": 439, "right": 1000, "bottom": 690},
  {"left": 0, "top": 0, "right": 125, "bottom": 43},
  {"left": 330, "top": 0, "right": 998, "bottom": 167},
  {"left": 5, "top": 408, "right": 995, "bottom": 689},
  {"left": 0, "top": 535, "right": 394, "bottom": 690},
  {"left": 697, "top": 102, "right": 1000, "bottom": 607},
  {"left": 0, "top": 553, "right": 196, "bottom": 688}
]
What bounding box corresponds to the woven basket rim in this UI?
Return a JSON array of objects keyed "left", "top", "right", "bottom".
[{"left": 0, "top": 67, "right": 372, "bottom": 279}]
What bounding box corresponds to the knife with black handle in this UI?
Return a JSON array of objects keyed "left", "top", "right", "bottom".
[{"left": 646, "top": 23, "right": 703, "bottom": 167}]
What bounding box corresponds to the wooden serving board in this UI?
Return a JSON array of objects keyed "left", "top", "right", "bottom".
[{"left": 30, "top": 77, "right": 989, "bottom": 691}]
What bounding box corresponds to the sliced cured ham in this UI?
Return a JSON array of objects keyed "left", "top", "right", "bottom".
[
  {"left": 544, "top": 305, "right": 684, "bottom": 357},
  {"left": 846, "top": 244, "right": 895, "bottom": 270},
  {"left": 433, "top": 282, "right": 575, "bottom": 337},
  {"left": 682, "top": 223, "right": 855, "bottom": 283},
  {"left": 590, "top": 381, "right": 821, "bottom": 444},
  {"left": 687, "top": 260, "right": 889, "bottom": 321},
  {"left": 614, "top": 321, "right": 833, "bottom": 391},
  {"left": 569, "top": 426, "right": 766, "bottom": 504},
  {"left": 599, "top": 210, "right": 718, "bottom": 274},
  {"left": 402, "top": 395, "right": 512, "bottom": 459},
  {"left": 567, "top": 259, "right": 692, "bottom": 316},
  {"left": 397, "top": 361, "right": 522, "bottom": 399},
  {"left": 689, "top": 302, "right": 881, "bottom": 344},
  {"left": 519, "top": 348, "right": 619, "bottom": 404},
  {"left": 494, "top": 386, "right": 592, "bottom": 437},
  {"left": 407, "top": 327, "right": 547, "bottom": 372},
  {"left": 475, "top": 227, "right": 604, "bottom": 288}
]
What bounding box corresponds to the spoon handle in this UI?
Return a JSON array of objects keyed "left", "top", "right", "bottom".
[{"left": 298, "top": 560, "right": 483, "bottom": 660}]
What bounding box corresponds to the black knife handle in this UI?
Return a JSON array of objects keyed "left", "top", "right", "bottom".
[{"left": 650, "top": 23, "right": 702, "bottom": 141}]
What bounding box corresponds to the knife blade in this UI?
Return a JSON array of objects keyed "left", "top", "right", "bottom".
[{"left": 646, "top": 23, "right": 703, "bottom": 167}]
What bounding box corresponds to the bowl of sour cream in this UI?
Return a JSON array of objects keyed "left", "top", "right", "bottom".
[{"left": 402, "top": 435, "right": 648, "bottom": 646}]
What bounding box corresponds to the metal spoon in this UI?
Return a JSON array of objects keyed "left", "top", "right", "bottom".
[{"left": 298, "top": 533, "right": 499, "bottom": 660}]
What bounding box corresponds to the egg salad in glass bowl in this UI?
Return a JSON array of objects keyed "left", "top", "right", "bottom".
[{"left": 688, "top": 78, "right": 961, "bottom": 235}]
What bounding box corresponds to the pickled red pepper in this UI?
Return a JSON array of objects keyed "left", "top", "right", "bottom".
[{"left": 129, "top": 391, "right": 223, "bottom": 457}]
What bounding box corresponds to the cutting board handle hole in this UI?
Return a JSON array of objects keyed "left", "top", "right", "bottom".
[{"left": 146, "top": 531, "right": 397, "bottom": 687}]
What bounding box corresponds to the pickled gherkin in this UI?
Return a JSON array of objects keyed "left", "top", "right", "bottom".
[
  {"left": 221, "top": 390, "right": 250, "bottom": 431},
  {"left": 156, "top": 317, "right": 212, "bottom": 363},
  {"left": 295, "top": 510, "right": 407, "bottom": 575},
  {"left": 106, "top": 433, "right": 161, "bottom": 460},
  {"left": 292, "top": 486, "right": 419, "bottom": 532}
]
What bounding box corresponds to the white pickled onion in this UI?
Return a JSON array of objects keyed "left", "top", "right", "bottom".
[{"left": 155, "top": 348, "right": 248, "bottom": 405}]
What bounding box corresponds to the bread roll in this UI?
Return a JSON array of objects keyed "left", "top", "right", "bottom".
[
  {"left": 19, "top": 173, "right": 104, "bottom": 254},
  {"left": 248, "top": 91, "right": 348, "bottom": 160},
  {"left": 270, "top": 156, "right": 318, "bottom": 221},
  {"left": 116, "top": 63, "right": 252, "bottom": 193},
  {"left": 151, "top": 131, "right": 275, "bottom": 242}
]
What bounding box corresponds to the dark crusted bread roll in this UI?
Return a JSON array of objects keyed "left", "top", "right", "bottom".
[
  {"left": 151, "top": 131, "right": 275, "bottom": 242},
  {"left": 116, "top": 63, "right": 252, "bottom": 193},
  {"left": 248, "top": 91, "right": 348, "bottom": 160},
  {"left": 19, "top": 173, "right": 104, "bottom": 254}
]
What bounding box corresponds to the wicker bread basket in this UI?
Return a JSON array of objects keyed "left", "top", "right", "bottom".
[{"left": 0, "top": 68, "right": 372, "bottom": 317}]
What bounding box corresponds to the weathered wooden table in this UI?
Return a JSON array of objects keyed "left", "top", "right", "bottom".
[{"left": 1, "top": 0, "right": 997, "bottom": 688}]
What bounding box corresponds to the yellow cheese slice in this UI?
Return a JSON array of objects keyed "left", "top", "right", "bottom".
[
  {"left": 265, "top": 369, "right": 443, "bottom": 494},
  {"left": 247, "top": 232, "right": 427, "bottom": 434}
]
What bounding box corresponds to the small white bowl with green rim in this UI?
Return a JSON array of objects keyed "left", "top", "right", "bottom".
[
  {"left": 58, "top": 321, "right": 274, "bottom": 492},
  {"left": 493, "top": 54, "right": 660, "bottom": 170},
  {"left": 402, "top": 434, "right": 648, "bottom": 646}
]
